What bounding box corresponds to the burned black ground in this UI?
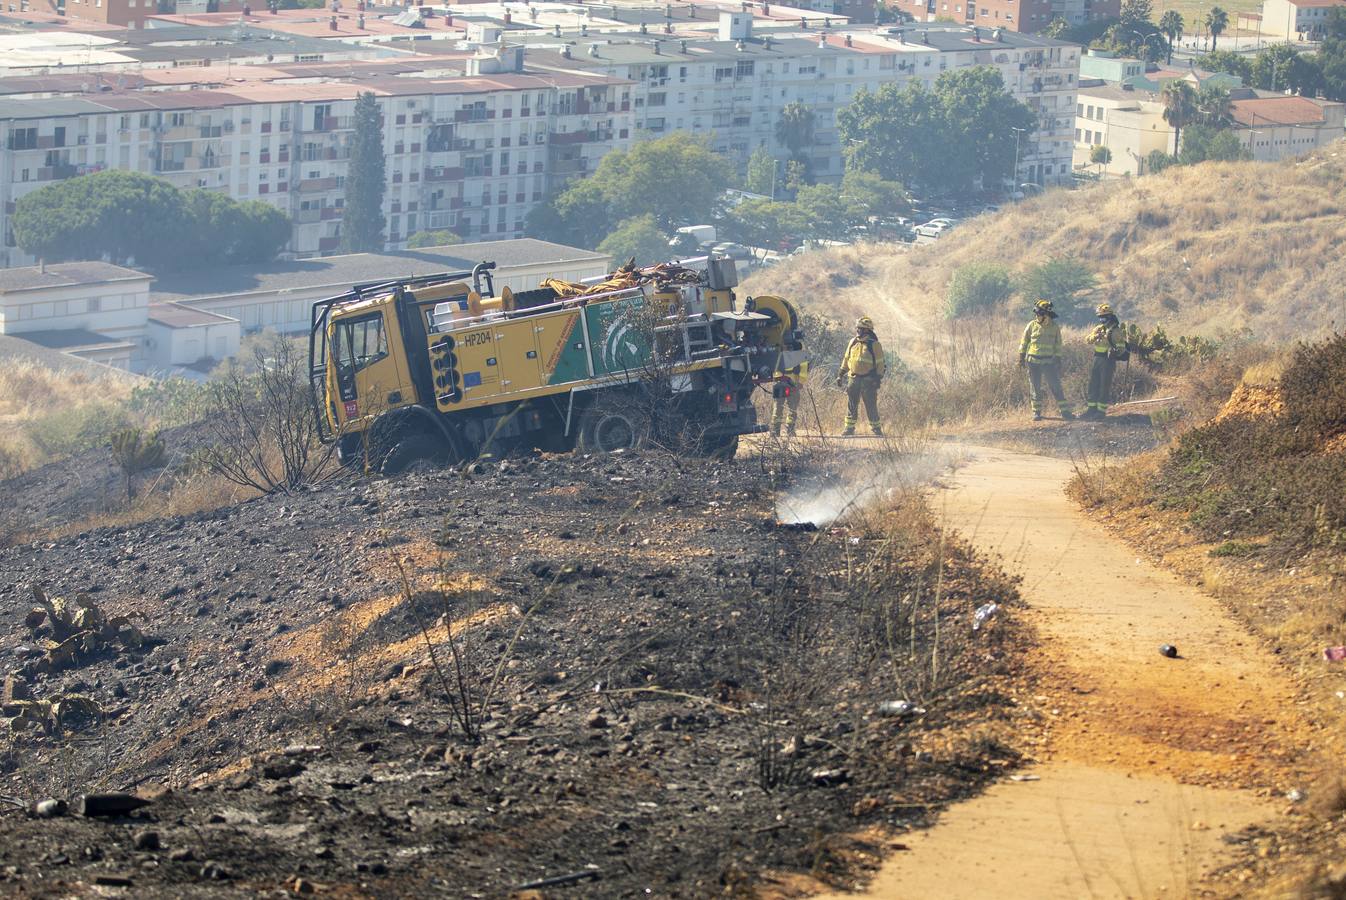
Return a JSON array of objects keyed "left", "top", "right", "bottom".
[{"left": 0, "top": 448, "right": 1025, "bottom": 897}]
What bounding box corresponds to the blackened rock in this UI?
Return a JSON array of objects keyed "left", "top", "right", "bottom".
[
  {"left": 262, "top": 760, "right": 306, "bottom": 780},
  {"left": 134, "top": 831, "right": 161, "bottom": 851},
  {"left": 1159, "top": 644, "right": 1179, "bottom": 659},
  {"left": 77, "top": 793, "right": 151, "bottom": 817}
]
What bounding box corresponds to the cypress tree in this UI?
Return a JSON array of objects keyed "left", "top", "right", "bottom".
[{"left": 342, "top": 92, "right": 386, "bottom": 252}]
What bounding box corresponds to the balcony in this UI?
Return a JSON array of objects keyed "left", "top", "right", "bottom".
[
  {"left": 424, "top": 166, "right": 465, "bottom": 182},
  {"left": 321, "top": 207, "right": 343, "bottom": 221},
  {"left": 297, "top": 176, "right": 340, "bottom": 193},
  {"left": 36, "top": 163, "right": 78, "bottom": 181},
  {"left": 296, "top": 208, "right": 323, "bottom": 224},
  {"left": 307, "top": 116, "right": 352, "bottom": 134}
]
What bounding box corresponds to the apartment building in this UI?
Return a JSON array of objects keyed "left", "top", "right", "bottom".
[
  {"left": 893, "top": 0, "right": 1113, "bottom": 31},
  {"left": 0, "top": 12, "right": 1078, "bottom": 265},
  {"left": 0, "top": 53, "right": 633, "bottom": 265},
  {"left": 1260, "top": 0, "right": 1346, "bottom": 40},
  {"left": 528, "top": 19, "right": 1080, "bottom": 187}
]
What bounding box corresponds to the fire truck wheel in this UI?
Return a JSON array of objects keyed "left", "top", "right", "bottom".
[
  {"left": 578, "top": 406, "right": 649, "bottom": 453},
  {"left": 381, "top": 431, "right": 447, "bottom": 476}
]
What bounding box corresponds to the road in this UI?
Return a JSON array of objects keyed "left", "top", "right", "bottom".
[{"left": 815, "top": 445, "right": 1313, "bottom": 899}]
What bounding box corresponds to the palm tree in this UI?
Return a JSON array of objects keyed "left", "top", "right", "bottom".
[
  {"left": 1206, "top": 6, "right": 1229, "bottom": 50},
  {"left": 775, "top": 102, "right": 816, "bottom": 160},
  {"left": 1159, "top": 10, "right": 1184, "bottom": 64},
  {"left": 1161, "top": 80, "right": 1199, "bottom": 153},
  {"left": 1195, "top": 83, "right": 1233, "bottom": 126}
]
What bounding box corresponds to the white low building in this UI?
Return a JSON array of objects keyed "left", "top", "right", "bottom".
[
  {"left": 145, "top": 303, "right": 242, "bottom": 373},
  {"left": 0, "top": 261, "right": 153, "bottom": 369}
]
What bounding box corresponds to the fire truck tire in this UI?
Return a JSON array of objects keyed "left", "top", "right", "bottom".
[
  {"left": 700, "top": 434, "right": 739, "bottom": 460},
  {"left": 381, "top": 431, "right": 448, "bottom": 476},
  {"left": 577, "top": 406, "right": 649, "bottom": 453}
]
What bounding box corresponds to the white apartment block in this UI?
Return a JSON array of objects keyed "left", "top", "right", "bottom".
[
  {"left": 0, "top": 16, "right": 1079, "bottom": 267},
  {"left": 527, "top": 19, "right": 1079, "bottom": 188},
  {"left": 0, "top": 53, "right": 633, "bottom": 266}
]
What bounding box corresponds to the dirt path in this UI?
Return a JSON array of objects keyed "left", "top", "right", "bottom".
[{"left": 817, "top": 444, "right": 1315, "bottom": 899}]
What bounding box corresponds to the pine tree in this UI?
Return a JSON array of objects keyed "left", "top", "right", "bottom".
[{"left": 342, "top": 92, "right": 386, "bottom": 253}]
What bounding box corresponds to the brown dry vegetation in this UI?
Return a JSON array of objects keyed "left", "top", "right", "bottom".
[
  {"left": 0, "top": 360, "right": 142, "bottom": 479},
  {"left": 746, "top": 145, "right": 1346, "bottom": 356}
]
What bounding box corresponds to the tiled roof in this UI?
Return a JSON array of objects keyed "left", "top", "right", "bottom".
[{"left": 1231, "top": 96, "right": 1331, "bottom": 125}]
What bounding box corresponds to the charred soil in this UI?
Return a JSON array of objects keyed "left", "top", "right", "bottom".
[{"left": 0, "top": 448, "right": 1026, "bottom": 897}]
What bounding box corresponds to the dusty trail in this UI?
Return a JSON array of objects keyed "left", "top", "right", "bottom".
[{"left": 818, "top": 444, "right": 1314, "bottom": 899}]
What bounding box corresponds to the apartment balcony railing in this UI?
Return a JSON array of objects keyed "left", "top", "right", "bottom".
[{"left": 297, "top": 176, "right": 340, "bottom": 193}]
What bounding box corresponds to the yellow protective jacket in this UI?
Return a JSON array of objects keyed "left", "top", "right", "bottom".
[
  {"left": 1088, "top": 320, "right": 1125, "bottom": 355},
  {"left": 1019, "top": 318, "right": 1063, "bottom": 361},
  {"left": 840, "top": 336, "right": 885, "bottom": 378}
]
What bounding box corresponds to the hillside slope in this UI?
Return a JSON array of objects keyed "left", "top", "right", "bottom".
[{"left": 747, "top": 144, "right": 1346, "bottom": 349}]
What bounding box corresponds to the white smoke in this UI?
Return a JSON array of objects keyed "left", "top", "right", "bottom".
[{"left": 774, "top": 443, "right": 962, "bottom": 526}]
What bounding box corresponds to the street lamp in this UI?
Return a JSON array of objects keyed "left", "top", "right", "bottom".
[{"left": 1011, "top": 126, "right": 1026, "bottom": 198}]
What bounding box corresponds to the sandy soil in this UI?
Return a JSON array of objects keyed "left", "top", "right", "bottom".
[{"left": 815, "top": 445, "right": 1319, "bottom": 899}]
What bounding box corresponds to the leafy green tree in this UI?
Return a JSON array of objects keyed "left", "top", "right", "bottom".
[
  {"left": 1319, "top": 38, "right": 1346, "bottom": 101},
  {"left": 839, "top": 66, "right": 1034, "bottom": 193},
  {"left": 1018, "top": 257, "right": 1097, "bottom": 322},
  {"left": 1252, "top": 44, "right": 1323, "bottom": 95},
  {"left": 1043, "top": 17, "right": 1069, "bottom": 37},
  {"left": 1161, "top": 80, "right": 1199, "bottom": 154},
  {"left": 231, "top": 201, "right": 291, "bottom": 263},
  {"left": 542, "top": 133, "right": 732, "bottom": 240},
  {"left": 596, "top": 214, "right": 671, "bottom": 266},
  {"left": 1205, "top": 6, "right": 1229, "bottom": 50},
  {"left": 1090, "top": 144, "right": 1113, "bottom": 175},
  {"left": 527, "top": 179, "right": 610, "bottom": 249},
  {"left": 406, "top": 229, "right": 463, "bottom": 249},
  {"left": 342, "top": 92, "right": 385, "bottom": 253},
  {"left": 12, "top": 170, "right": 287, "bottom": 269},
  {"left": 945, "top": 262, "right": 1013, "bottom": 319},
  {"left": 1201, "top": 49, "right": 1253, "bottom": 82},
  {"left": 839, "top": 169, "right": 909, "bottom": 219},
  {"left": 1177, "top": 125, "right": 1253, "bottom": 163},
  {"left": 1120, "top": 0, "right": 1153, "bottom": 25},
  {"left": 745, "top": 145, "right": 777, "bottom": 196},
  {"left": 1147, "top": 149, "right": 1178, "bottom": 174},
  {"left": 721, "top": 198, "right": 808, "bottom": 252},
  {"left": 775, "top": 102, "right": 817, "bottom": 160},
  {"left": 794, "top": 184, "right": 853, "bottom": 241}
]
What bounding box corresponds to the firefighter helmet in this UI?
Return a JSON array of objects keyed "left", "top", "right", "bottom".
[
  {"left": 1034, "top": 299, "right": 1055, "bottom": 315},
  {"left": 856, "top": 316, "right": 875, "bottom": 331},
  {"left": 1096, "top": 303, "right": 1115, "bottom": 318}
]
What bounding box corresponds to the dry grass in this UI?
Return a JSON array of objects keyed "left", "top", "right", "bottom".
[
  {"left": 0, "top": 360, "right": 141, "bottom": 479},
  {"left": 745, "top": 145, "right": 1346, "bottom": 370}
]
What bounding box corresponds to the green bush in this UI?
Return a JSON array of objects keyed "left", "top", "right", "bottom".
[
  {"left": 1018, "top": 257, "right": 1097, "bottom": 323},
  {"left": 27, "top": 402, "right": 135, "bottom": 459},
  {"left": 127, "top": 378, "right": 212, "bottom": 429},
  {"left": 945, "top": 262, "right": 1013, "bottom": 319}
]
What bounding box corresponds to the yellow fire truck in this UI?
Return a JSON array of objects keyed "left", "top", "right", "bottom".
[{"left": 308, "top": 257, "right": 804, "bottom": 473}]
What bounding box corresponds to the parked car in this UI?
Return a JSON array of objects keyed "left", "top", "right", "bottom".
[{"left": 915, "top": 220, "right": 952, "bottom": 238}]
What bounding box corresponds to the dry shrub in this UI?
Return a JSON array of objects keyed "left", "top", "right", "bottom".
[
  {"left": 0, "top": 360, "right": 140, "bottom": 478},
  {"left": 744, "top": 148, "right": 1346, "bottom": 372}
]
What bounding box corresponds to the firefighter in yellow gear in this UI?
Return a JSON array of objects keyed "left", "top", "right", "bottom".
[
  {"left": 770, "top": 361, "right": 809, "bottom": 437},
  {"left": 1082, "top": 303, "right": 1126, "bottom": 420},
  {"left": 1018, "top": 299, "right": 1074, "bottom": 421},
  {"left": 836, "top": 316, "right": 886, "bottom": 436}
]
